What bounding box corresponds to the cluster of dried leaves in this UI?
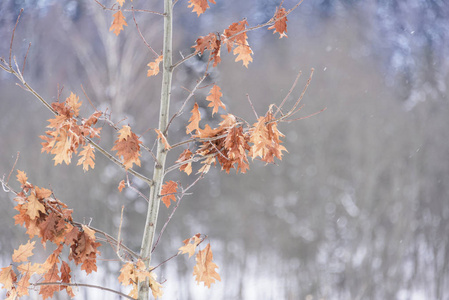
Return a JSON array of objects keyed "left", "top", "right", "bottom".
[
  {"left": 0, "top": 171, "right": 100, "bottom": 299},
  {"left": 0, "top": 0, "right": 309, "bottom": 298}
]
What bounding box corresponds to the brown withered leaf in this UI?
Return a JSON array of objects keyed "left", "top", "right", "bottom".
[
  {"left": 12, "top": 241, "right": 35, "bottom": 263},
  {"left": 112, "top": 125, "right": 142, "bottom": 170},
  {"left": 161, "top": 181, "right": 178, "bottom": 208},
  {"left": 178, "top": 233, "right": 201, "bottom": 258},
  {"left": 155, "top": 128, "right": 171, "bottom": 150},
  {"left": 193, "top": 243, "right": 221, "bottom": 288},
  {"left": 77, "top": 144, "right": 95, "bottom": 172},
  {"left": 188, "top": 0, "right": 216, "bottom": 16},
  {"left": 186, "top": 103, "right": 201, "bottom": 135},
  {"left": 110, "top": 11, "right": 127, "bottom": 36},
  {"left": 268, "top": 6, "right": 288, "bottom": 38},
  {"left": 175, "top": 149, "right": 193, "bottom": 175},
  {"left": 206, "top": 85, "right": 225, "bottom": 116},
  {"left": 147, "top": 55, "right": 163, "bottom": 77},
  {"left": 118, "top": 180, "right": 126, "bottom": 192}
]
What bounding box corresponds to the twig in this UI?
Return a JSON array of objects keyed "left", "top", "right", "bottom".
[
  {"left": 152, "top": 174, "right": 204, "bottom": 252},
  {"left": 21, "top": 42, "right": 31, "bottom": 75},
  {"left": 274, "top": 71, "right": 302, "bottom": 118},
  {"left": 284, "top": 107, "right": 327, "bottom": 122},
  {"left": 246, "top": 93, "right": 258, "bottom": 119},
  {"left": 131, "top": 7, "right": 159, "bottom": 57},
  {"left": 171, "top": 51, "right": 197, "bottom": 70},
  {"left": 165, "top": 74, "right": 207, "bottom": 134},
  {"left": 9, "top": 9, "right": 23, "bottom": 67},
  {"left": 93, "top": 0, "right": 164, "bottom": 16},
  {"left": 31, "top": 282, "right": 134, "bottom": 300},
  {"left": 273, "top": 68, "right": 314, "bottom": 123},
  {"left": 80, "top": 84, "right": 97, "bottom": 111},
  {"left": 74, "top": 222, "right": 140, "bottom": 260},
  {"left": 126, "top": 173, "right": 149, "bottom": 202},
  {"left": 150, "top": 252, "right": 179, "bottom": 271},
  {"left": 6, "top": 152, "right": 20, "bottom": 184}
]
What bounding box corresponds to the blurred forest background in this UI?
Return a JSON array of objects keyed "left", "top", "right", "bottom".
[{"left": 1, "top": 0, "right": 449, "bottom": 299}]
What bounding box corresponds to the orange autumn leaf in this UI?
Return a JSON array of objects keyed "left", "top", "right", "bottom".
[
  {"left": 25, "top": 192, "right": 46, "bottom": 220},
  {"left": 117, "top": 0, "right": 125, "bottom": 6},
  {"left": 206, "top": 85, "right": 225, "bottom": 116},
  {"left": 39, "top": 261, "right": 61, "bottom": 300},
  {"left": 193, "top": 243, "right": 221, "bottom": 288},
  {"left": 110, "top": 11, "right": 127, "bottom": 36},
  {"left": 222, "top": 19, "right": 249, "bottom": 52},
  {"left": 186, "top": 102, "right": 201, "bottom": 134},
  {"left": 175, "top": 149, "right": 193, "bottom": 175},
  {"left": 154, "top": 128, "right": 171, "bottom": 150},
  {"left": 188, "top": 0, "right": 216, "bottom": 16},
  {"left": 118, "top": 262, "right": 135, "bottom": 286},
  {"left": 16, "top": 170, "right": 28, "bottom": 185},
  {"left": 65, "top": 92, "right": 82, "bottom": 117},
  {"left": 233, "top": 42, "right": 253, "bottom": 68},
  {"left": 112, "top": 125, "right": 142, "bottom": 170},
  {"left": 0, "top": 266, "right": 17, "bottom": 291},
  {"left": 197, "top": 156, "right": 215, "bottom": 174},
  {"left": 117, "top": 125, "right": 132, "bottom": 140},
  {"left": 77, "top": 144, "right": 95, "bottom": 172},
  {"left": 268, "top": 6, "right": 288, "bottom": 38},
  {"left": 12, "top": 241, "right": 36, "bottom": 263},
  {"left": 161, "top": 180, "right": 178, "bottom": 208},
  {"left": 16, "top": 264, "right": 31, "bottom": 296},
  {"left": 178, "top": 233, "right": 201, "bottom": 258},
  {"left": 118, "top": 180, "right": 126, "bottom": 192},
  {"left": 51, "top": 128, "right": 72, "bottom": 165},
  {"left": 192, "top": 33, "right": 222, "bottom": 67},
  {"left": 147, "top": 55, "right": 163, "bottom": 77},
  {"left": 60, "top": 261, "right": 75, "bottom": 297}
]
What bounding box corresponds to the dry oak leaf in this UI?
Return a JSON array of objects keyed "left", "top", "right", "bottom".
[
  {"left": 16, "top": 264, "right": 31, "bottom": 296},
  {"left": 117, "top": 0, "right": 126, "bottom": 6},
  {"left": 24, "top": 192, "right": 46, "bottom": 220},
  {"left": 0, "top": 266, "right": 17, "bottom": 291},
  {"left": 186, "top": 102, "right": 201, "bottom": 134},
  {"left": 179, "top": 233, "right": 201, "bottom": 258},
  {"left": 149, "top": 271, "right": 163, "bottom": 299},
  {"left": 39, "top": 261, "right": 61, "bottom": 300},
  {"left": 65, "top": 92, "right": 82, "bottom": 117},
  {"left": 175, "top": 149, "right": 193, "bottom": 175},
  {"left": 154, "top": 128, "right": 171, "bottom": 150},
  {"left": 206, "top": 85, "right": 225, "bottom": 116},
  {"left": 60, "top": 261, "right": 75, "bottom": 297},
  {"left": 51, "top": 128, "right": 72, "bottom": 165},
  {"left": 188, "top": 0, "right": 216, "bottom": 16},
  {"left": 118, "top": 180, "right": 126, "bottom": 192},
  {"left": 268, "top": 6, "right": 288, "bottom": 38},
  {"left": 112, "top": 125, "right": 142, "bottom": 170},
  {"left": 16, "top": 170, "right": 28, "bottom": 185},
  {"left": 233, "top": 42, "right": 253, "bottom": 68},
  {"left": 147, "top": 55, "right": 163, "bottom": 77},
  {"left": 110, "top": 10, "right": 128, "bottom": 36},
  {"left": 222, "top": 19, "right": 249, "bottom": 52},
  {"left": 12, "top": 240, "right": 36, "bottom": 263},
  {"left": 197, "top": 156, "right": 215, "bottom": 175},
  {"left": 77, "top": 144, "right": 95, "bottom": 172},
  {"left": 193, "top": 243, "right": 221, "bottom": 288},
  {"left": 161, "top": 180, "right": 178, "bottom": 208},
  {"left": 193, "top": 33, "right": 222, "bottom": 67},
  {"left": 118, "top": 262, "right": 135, "bottom": 286}
]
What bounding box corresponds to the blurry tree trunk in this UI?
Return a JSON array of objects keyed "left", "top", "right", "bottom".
[{"left": 137, "top": 0, "right": 172, "bottom": 298}]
